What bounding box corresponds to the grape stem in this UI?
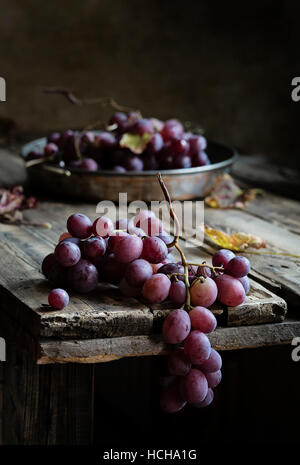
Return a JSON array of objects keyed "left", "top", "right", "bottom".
[
  {"left": 186, "top": 262, "right": 224, "bottom": 277},
  {"left": 157, "top": 173, "right": 191, "bottom": 310}
]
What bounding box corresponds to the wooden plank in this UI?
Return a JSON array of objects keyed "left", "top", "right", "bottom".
[
  {"left": 3, "top": 342, "right": 94, "bottom": 445},
  {"left": 38, "top": 319, "right": 300, "bottom": 364}
]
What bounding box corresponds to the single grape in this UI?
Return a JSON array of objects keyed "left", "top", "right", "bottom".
[
  {"left": 107, "top": 231, "right": 128, "bottom": 253},
  {"left": 132, "top": 118, "right": 154, "bottom": 135},
  {"left": 187, "top": 264, "right": 197, "bottom": 276},
  {"left": 47, "top": 261, "right": 68, "bottom": 286},
  {"left": 125, "top": 259, "right": 153, "bottom": 287},
  {"left": 238, "top": 275, "right": 250, "bottom": 294},
  {"left": 170, "top": 138, "right": 189, "bottom": 156},
  {"left": 173, "top": 154, "right": 192, "bottom": 169},
  {"left": 80, "top": 131, "right": 95, "bottom": 145},
  {"left": 192, "top": 388, "right": 214, "bottom": 408},
  {"left": 166, "top": 253, "right": 175, "bottom": 263},
  {"left": 92, "top": 216, "right": 114, "bottom": 238},
  {"left": 158, "top": 263, "right": 184, "bottom": 280},
  {"left": 168, "top": 347, "right": 191, "bottom": 376},
  {"left": 196, "top": 264, "right": 212, "bottom": 278},
  {"left": 169, "top": 281, "right": 187, "bottom": 306},
  {"left": 188, "top": 135, "right": 207, "bottom": 155},
  {"left": 157, "top": 149, "right": 173, "bottom": 169},
  {"left": 180, "top": 368, "right": 208, "bottom": 404},
  {"left": 133, "top": 209, "right": 155, "bottom": 226},
  {"left": 67, "top": 259, "right": 99, "bottom": 293},
  {"left": 81, "top": 236, "right": 107, "bottom": 264},
  {"left": 47, "top": 132, "right": 61, "bottom": 144},
  {"left": 225, "top": 256, "right": 250, "bottom": 278},
  {"left": 48, "top": 288, "right": 69, "bottom": 310},
  {"left": 42, "top": 253, "right": 57, "bottom": 278},
  {"left": 146, "top": 133, "right": 163, "bottom": 155},
  {"left": 55, "top": 241, "right": 81, "bottom": 267},
  {"left": 198, "top": 348, "right": 222, "bottom": 374},
  {"left": 119, "top": 278, "right": 142, "bottom": 297},
  {"left": 109, "top": 112, "right": 128, "bottom": 132},
  {"left": 160, "top": 382, "right": 187, "bottom": 413},
  {"left": 44, "top": 142, "right": 59, "bottom": 158},
  {"left": 142, "top": 273, "right": 171, "bottom": 304},
  {"left": 95, "top": 132, "right": 117, "bottom": 151},
  {"left": 215, "top": 274, "right": 246, "bottom": 306},
  {"left": 161, "top": 119, "right": 184, "bottom": 141},
  {"left": 190, "top": 277, "right": 218, "bottom": 307},
  {"left": 156, "top": 233, "right": 174, "bottom": 252},
  {"left": 120, "top": 154, "right": 144, "bottom": 171},
  {"left": 206, "top": 370, "right": 222, "bottom": 388},
  {"left": 162, "top": 309, "right": 191, "bottom": 344},
  {"left": 60, "top": 237, "right": 82, "bottom": 246},
  {"left": 189, "top": 306, "right": 217, "bottom": 333},
  {"left": 184, "top": 330, "right": 211, "bottom": 365},
  {"left": 67, "top": 213, "right": 92, "bottom": 239},
  {"left": 114, "top": 235, "right": 143, "bottom": 263},
  {"left": 113, "top": 165, "right": 126, "bottom": 173},
  {"left": 78, "top": 158, "right": 99, "bottom": 171},
  {"left": 57, "top": 129, "right": 74, "bottom": 149},
  {"left": 127, "top": 226, "right": 146, "bottom": 237},
  {"left": 134, "top": 211, "right": 162, "bottom": 236},
  {"left": 191, "top": 151, "right": 210, "bottom": 167},
  {"left": 212, "top": 249, "right": 235, "bottom": 268},
  {"left": 99, "top": 253, "right": 127, "bottom": 283},
  {"left": 142, "top": 237, "right": 168, "bottom": 264}
]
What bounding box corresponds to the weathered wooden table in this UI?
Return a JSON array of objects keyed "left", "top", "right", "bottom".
[{"left": 0, "top": 147, "right": 299, "bottom": 445}]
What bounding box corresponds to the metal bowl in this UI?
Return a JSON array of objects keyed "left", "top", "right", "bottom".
[{"left": 21, "top": 137, "right": 237, "bottom": 202}]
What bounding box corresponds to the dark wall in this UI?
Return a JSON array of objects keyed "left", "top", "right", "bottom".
[{"left": 0, "top": 0, "right": 299, "bottom": 166}]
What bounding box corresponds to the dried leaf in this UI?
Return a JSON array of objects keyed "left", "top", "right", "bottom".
[
  {"left": 0, "top": 185, "right": 47, "bottom": 227},
  {"left": 204, "top": 226, "right": 266, "bottom": 251},
  {"left": 205, "top": 174, "right": 261, "bottom": 209},
  {"left": 120, "top": 132, "right": 152, "bottom": 154}
]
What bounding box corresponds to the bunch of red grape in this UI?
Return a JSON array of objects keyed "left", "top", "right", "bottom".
[{"left": 26, "top": 113, "right": 210, "bottom": 172}]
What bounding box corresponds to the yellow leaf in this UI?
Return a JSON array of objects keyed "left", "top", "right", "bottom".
[{"left": 204, "top": 226, "right": 266, "bottom": 251}]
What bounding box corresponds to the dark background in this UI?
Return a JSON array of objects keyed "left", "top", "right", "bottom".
[{"left": 0, "top": 0, "right": 299, "bottom": 166}]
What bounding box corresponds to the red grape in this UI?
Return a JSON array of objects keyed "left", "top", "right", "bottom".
[
  {"left": 92, "top": 216, "right": 114, "bottom": 238},
  {"left": 99, "top": 253, "right": 127, "bottom": 283},
  {"left": 44, "top": 142, "right": 59, "bottom": 157},
  {"left": 55, "top": 241, "right": 81, "bottom": 267},
  {"left": 191, "top": 151, "right": 210, "bottom": 167},
  {"left": 215, "top": 274, "right": 246, "bottom": 306},
  {"left": 162, "top": 309, "right": 191, "bottom": 344},
  {"left": 161, "top": 119, "right": 184, "bottom": 141},
  {"left": 81, "top": 236, "right": 106, "bottom": 264},
  {"left": 188, "top": 135, "right": 207, "bottom": 156},
  {"left": 109, "top": 112, "right": 128, "bottom": 132},
  {"left": 42, "top": 253, "right": 57, "bottom": 278},
  {"left": 120, "top": 155, "right": 144, "bottom": 171},
  {"left": 67, "top": 259, "right": 99, "bottom": 293},
  {"left": 114, "top": 235, "right": 143, "bottom": 263},
  {"left": 95, "top": 131, "right": 117, "bottom": 151},
  {"left": 238, "top": 275, "right": 250, "bottom": 294},
  {"left": 196, "top": 265, "right": 212, "bottom": 278},
  {"left": 124, "top": 259, "right": 153, "bottom": 287},
  {"left": 169, "top": 281, "right": 187, "bottom": 306},
  {"left": 190, "top": 277, "right": 218, "bottom": 307},
  {"left": 142, "top": 273, "right": 171, "bottom": 303},
  {"left": 192, "top": 388, "right": 214, "bottom": 408},
  {"left": 156, "top": 233, "right": 174, "bottom": 252},
  {"left": 180, "top": 368, "right": 208, "bottom": 404},
  {"left": 189, "top": 306, "right": 217, "bottom": 333},
  {"left": 160, "top": 382, "right": 187, "bottom": 413},
  {"left": 184, "top": 330, "right": 211, "bottom": 365},
  {"left": 225, "top": 256, "right": 250, "bottom": 278},
  {"left": 142, "top": 237, "right": 168, "bottom": 264},
  {"left": 198, "top": 348, "right": 222, "bottom": 373},
  {"left": 132, "top": 118, "right": 154, "bottom": 135},
  {"left": 67, "top": 213, "right": 92, "bottom": 239},
  {"left": 212, "top": 249, "right": 235, "bottom": 268},
  {"left": 107, "top": 231, "right": 128, "bottom": 252},
  {"left": 146, "top": 133, "right": 163, "bottom": 154},
  {"left": 206, "top": 370, "right": 222, "bottom": 388},
  {"left": 168, "top": 347, "right": 191, "bottom": 376},
  {"left": 48, "top": 288, "right": 69, "bottom": 310}
]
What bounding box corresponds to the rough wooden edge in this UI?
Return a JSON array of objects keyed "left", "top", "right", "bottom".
[{"left": 37, "top": 320, "right": 300, "bottom": 364}]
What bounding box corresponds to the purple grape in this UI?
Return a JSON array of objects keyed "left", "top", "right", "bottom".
[
  {"left": 190, "top": 277, "right": 218, "bottom": 307},
  {"left": 95, "top": 132, "right": 117, "bottom": 151},
  {"left": 80, "top": 131, "right": 95, "bottom": 145},
  {"left": 162, "top": 309, "right": 191, "bottom": 344},
  {"left": 159, "top": 263, "right": 184, "bottom": 278},
  {"left": 180, "top": 368, "right": 208, "bottom": 404},
  {"left": 168, "top": 347, "right": 191, "bottom": 376},
  {"left": 125, "top": 259, "right": 153, "bottom": 287},
  {"left": 188, "top": 135, "right": 207, "bottom": 155},
  {"left": 44, "top": 143, "right": 59, "bottom": 157},
  {"left": 212, "top": 249, "right": 235, "bottom": 268},
  {"left": 170, "top": 138, "right": 189, "bottom": 155},
  {"left": 238, "top": 275, "right": 250, "bottom": 294},
  {"left": 99, "top": 253, "right": 127, "bottom": 283},
  {"left": 67, "top": 213, "right": 93, "bottom": 239},
  {"left": 114, "top": 235, "right": 143, "bottom": 263},
  {"left": 141, "top": 154, "right": 159, "bottom": 170},
  {"left": 173, "top": 154, "right": 192, "bottom": 169},
  {"left": 146, "top": 133, "right": 163, "bottom": 154},
  {"left": 48, "top": 288, "right": 69, "bottom": 310},
  {"left": 109, "top": 112, "right": 128, "bottom": 132},
  {"left": 47, "top": 261, "right": 68, "bottom": 286},
  {"left": 132, "top": 118, "right": 154, "bottom": 135},
  {"left": 196, "top": 265, "right": 212, "bottom": 278},
  {"left": 67, "top": 259, "right": 99, "bottom": 293},
  {"left": 206, "top": 370, "right": 222, "bottom": 388},
  {"left": 42, "top": 253, "right": 57, "bottom": 278},
  {"left": 215, "top": 274, "right": 246, "bottom": 307},
  {"left": 134, "top": 213, "right": 162, "bottom": 236},
  {"left": 161, "top": 119, "right": 184, "bottom": 141},
  {"left": 169, "top": 280, "right": 187, "bottom": 306},
  {"left": 120, "top": 155, "right": 144, "bottom": 171},
  {"left": 107, "top": 231, "right": 128, "bottom": 252},
  {"left": 157, "top": 149, "right": 173, "bottom": 169},
  {"left": 55, "top": 241, "right": 81, "bottom": 267},
  {"left": 192, "top": 388, "right": 214, "bottom": 408},
  {"left": 79, "top": 158, "right": 99, "bottom": 171},
  {"left": 47, "top": 132, "right": 61, "bottom": 144},
  {"left": 92, "top": 216, "right": 114, "bottom": 238},
  {"left": 142, "top": 273, "right": 171, "bottom": 304},
  {"left": 156, "top": 233, "right": 174, "bottom": 252},
  {"left": 160, "top": 381, "right": 187, "bottom": 413},
  {"left": 81, "top": 236, "right": 107, "bottom": 264},
  {"left": 58, "top": 130, "right": 74, "bottom": 149},
  {"left": 142, "top": 237, "right": 168, "bottom": 264},
  {"left": 225, "top": 256, "right": 250, "bottom": 278},
  {"left": 113, "top": 165, "right": 126, "bottom": 172},
  {"left": 198, "top": 349, "right": 222, "bottom": 374},
  {"left": 191, "top": 151, "right": 210, "bottom": 167},
  {"left": 189, "top": 306, "right": 217, "bottom": 333},
  {"left": 184, "top": 330, "right": 211, "bottom": 365}
]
